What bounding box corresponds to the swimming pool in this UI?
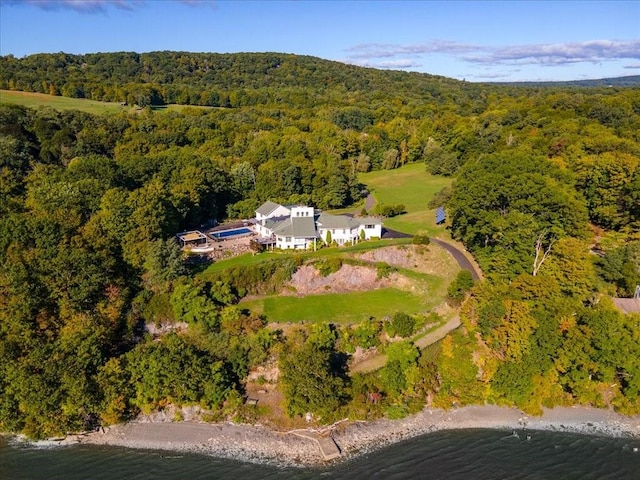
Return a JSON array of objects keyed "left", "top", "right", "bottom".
[{"left": 211, "top": 227, "right": 253, "bottom": 239}]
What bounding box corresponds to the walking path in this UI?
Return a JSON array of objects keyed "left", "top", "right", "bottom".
[
  {"left": 348, "top": 228, "right": 480, "bottom": 374},
  {"left": 364, "top": 192, "right": 375, "bottom": 212},
  {"left": 351, "top": 314, "right": 461, "bottom": 374},
  {"left": 414, "top": 314, "right": 461, "bottom": 349}
]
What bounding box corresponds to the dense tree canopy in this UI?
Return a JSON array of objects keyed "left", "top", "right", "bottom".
[{"left": 0, "top": 52, "right": 639, "bottom": 437}]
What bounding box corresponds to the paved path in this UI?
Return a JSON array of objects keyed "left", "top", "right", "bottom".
[
  {"left": 414, "top": 314, "right": 461, "bottom": 349},
  {"left": 364, "top": 192, "right": 375, "bottom": 212},
  {"left": 429, "top": 237, "right": 481, "bottom": 281},
  {"left": 351, "top": 314, "right": 461, "bottom": 374},
  {"left": 350, "top": 238, "right": 478, "bottom": 374}
]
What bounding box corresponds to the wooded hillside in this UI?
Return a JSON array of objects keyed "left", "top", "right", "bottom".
[{"left": 1, "top": 52, "right": 639, "bottom": 438}]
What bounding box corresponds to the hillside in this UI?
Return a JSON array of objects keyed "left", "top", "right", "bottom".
[
  {"left": 4, "top": 51, "right": 636, "bottom": 110},
  {"left": 0, "top": 51, "right": 469, "bottom": 108},
  {"left": 0, "top": 51, "right": 639, "bottom": 439}
]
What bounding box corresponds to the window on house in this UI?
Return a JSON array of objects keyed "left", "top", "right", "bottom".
[
  {"left": 365, "top": 224, "right": 375, "bottom": 229},
  {"left": 285, "top": 236, "right": 291, "bottom": 242}
]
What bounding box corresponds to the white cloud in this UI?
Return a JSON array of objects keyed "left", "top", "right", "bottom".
[
  {"left": 3, "top": 0, "right": 138, "bottom": 13},
  {"left": 344, "top": 38, "right": 640, "bottom": 74},
  {"left": 346, "top": 40, "right": 479, "bottom": 59},
  {"left": 466, "top": 40, "right": 640, "bottom": 66},
  {"left": 347, "top": 58, "right": 423, "bottom": 70},
  {"left": 2, "top": 0, "right": 214, "bottom": 13}
]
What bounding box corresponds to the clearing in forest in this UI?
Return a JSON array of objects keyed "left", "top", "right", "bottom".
[
  {"left": 359, "top": 162, "right": 452, "bottom": 237},
  {"left": 0, "top": 89, "right": 211, "bottom": 115}
]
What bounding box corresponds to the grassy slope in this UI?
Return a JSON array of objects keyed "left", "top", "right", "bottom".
[
  {"left": 234, "top": 246, "right": 455, "bottom": 325},
  {"left": 243, "top": 288, "right": 432, "bottom": 324},
  {"left": 0, "top": 90, "right": 212, "bottom": 114},
  {"left": 0, "top": 90, "right": 126, "bottom": 114},
  {"left": 359, "top": 162, "right": 453, "bottom": 237}
]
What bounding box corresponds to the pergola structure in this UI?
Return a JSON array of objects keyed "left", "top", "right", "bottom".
[{"left": 176, "top": 230, "right": 208, "bottom": 248}]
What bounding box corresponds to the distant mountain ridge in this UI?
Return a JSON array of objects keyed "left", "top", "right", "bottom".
[
  {"left": 0, "top": 51, "right": 462, "bottom": 107},
  {"left": 1, "top": 51, "right": 637, "bottom": 108},
  {"left": 494, "top": 75, "right": 640, "bottom": 87}
]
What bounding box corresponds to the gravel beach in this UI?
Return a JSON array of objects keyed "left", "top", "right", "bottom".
[{"left": 52, "top": 405, "right": 640, "bottom": 467}]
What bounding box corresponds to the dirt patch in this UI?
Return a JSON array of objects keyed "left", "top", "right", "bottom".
[
  {"left": 244, "top": 361, "right": 312, "bottom": 430},
  {"left": 356, "top": 244, "right": 456, "bottom": 276},
  {"left": 285, "top": 264, "right": 410, "bottom": 296}
]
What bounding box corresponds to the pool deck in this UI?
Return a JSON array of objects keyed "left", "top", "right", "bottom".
[{"left": 208, "top": 219, "right": 256, "bottom": 233}]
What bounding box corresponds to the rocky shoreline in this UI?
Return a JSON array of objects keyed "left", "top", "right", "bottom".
[{"left": 17, "top": 405, "right": 638, "bottom": 468}]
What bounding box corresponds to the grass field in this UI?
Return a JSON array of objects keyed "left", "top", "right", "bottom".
[
  {"left": 360, "top": 162, "right": 453, "bottom": 237},
  {"left": 0, "top": 90, "right": 212, "bottom": 115},
  {"left": 0, "top": 90, "right": 127, "bottom": 114},
  {"left": 242, "top": 288, "right": 434, "bottom": 324}
]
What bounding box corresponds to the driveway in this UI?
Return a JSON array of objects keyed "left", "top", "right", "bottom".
[{"left": 429, "top": 238, "right": 481, "bottom": 281}]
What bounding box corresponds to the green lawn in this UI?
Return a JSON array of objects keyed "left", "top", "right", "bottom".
[
  {"left": 0, "top": 90, "right": 213, "bottom": 115},
  {"left": 360, "top": 162, "right": 453, "bottom": 237},
  {"left": 242, "top": 288, "right": 433, "bottom": 324},
  {"left": 0, "top": 90, "right": 126, "bottom": 114}
]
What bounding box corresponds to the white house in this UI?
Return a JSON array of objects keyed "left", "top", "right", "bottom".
[{"left": 254, "top": 201, "right": 382, "bottom": 250}]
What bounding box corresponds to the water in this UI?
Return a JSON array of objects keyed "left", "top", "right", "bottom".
[
  {"left": 211, "top": 227, "right": 252, "bottom": 239},
  {"left": 3, "top": 429, "right": 640, "bottom": 480}
]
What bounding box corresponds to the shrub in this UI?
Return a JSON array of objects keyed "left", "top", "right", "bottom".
[
  {"left": 353, "top": 318, "right": 382, "bottom": 349},
  {"left": 412, "top": 234, "right": 431, "bottom": 245},
  {"left": 208, "top": 257, "right": 302, "bottom": 297},
  {"left": 325, "top": 230, "right": 332, "bottom": 244},
  {"left": 376, "top": 262, "right": 396, "bottom": 279},
  {"left": 447, "top": 270, "right": 474, "bottom": 301},
  {"left": 390, "top": 312, "right": 415, "bottom": 338},
  {"left": 316, "top": 257, "right": 343, "bottom": 277},
  {"left": 385, "top": 403, "right": 409, "bottom": 420},
  {"left": 374, "top": 203, "right": 406, "bottom": 217}
]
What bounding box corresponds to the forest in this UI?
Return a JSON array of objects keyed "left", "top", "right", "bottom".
[{"left": 0, "top": 51, "right": 639, "bottom": 439}]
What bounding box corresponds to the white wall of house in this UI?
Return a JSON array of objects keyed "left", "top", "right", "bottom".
[
  {"left": 255, "top": 222, "right": 270, "bottom": 236},
  {"left": 359, "top": 223, "right": 382, "bottom": 239},
  {"left": 319, "top": 227, "right": 358, "bottom": 245},
  {"left": 276, "top": 235, "right": 312, "bottom": 250},
  {"left": 290, "top": 206, "right": 314, "bottom": 218}
]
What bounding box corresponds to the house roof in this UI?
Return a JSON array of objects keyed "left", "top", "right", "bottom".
[
  {"left": 357, "top": 216, "right": 383, "bottom": 226},
  {"left": 273, "top": 216, "right": 318, "bottom": 238},
  {"left": 256, "top": 200, "right": 283, "bottom": 217},
  {"left": 316, "top": 212, "right": 360, "bottom": 230},
  {"left": 263, "top": 215, "right": 289, "bottom": 231}
]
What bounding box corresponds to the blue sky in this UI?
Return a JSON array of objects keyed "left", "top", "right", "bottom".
[{"left": 1, "top": 0, "right": 638, "bottom": 82}]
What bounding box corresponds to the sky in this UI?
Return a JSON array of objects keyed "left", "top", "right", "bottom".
[{"left": 0, "top": 0, "right": 639, "bottom": 82}]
